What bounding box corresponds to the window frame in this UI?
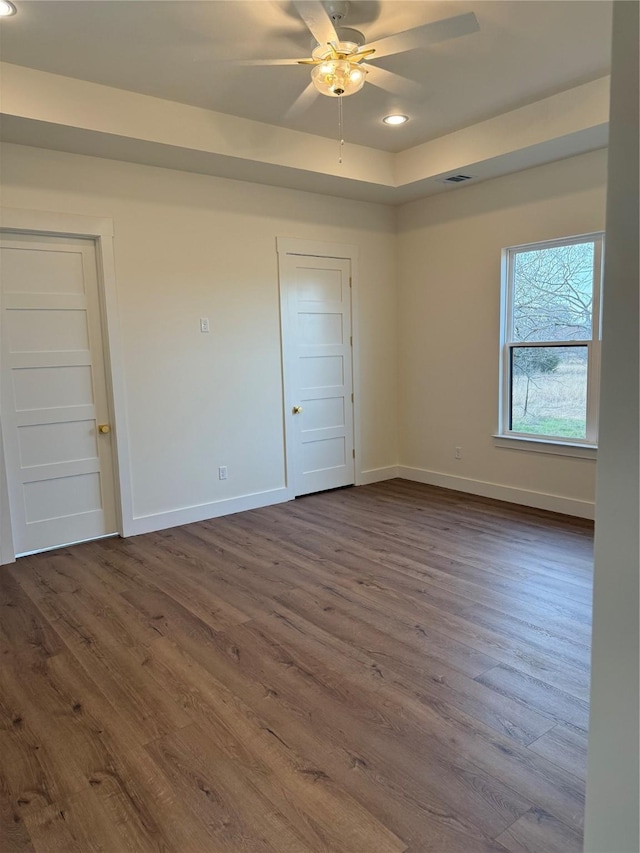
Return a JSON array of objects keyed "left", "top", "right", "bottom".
[{"left": 498, "top": 232, "right": 604, "bottom": 450}]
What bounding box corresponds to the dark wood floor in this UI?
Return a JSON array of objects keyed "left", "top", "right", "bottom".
[{"left": 0, "top": 480, "right": 594, "bottom": 852}]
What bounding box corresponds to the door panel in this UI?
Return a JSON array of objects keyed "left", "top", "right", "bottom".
[
  {"left": 13, "top": 365, "right": 95, "bottom": 411},
  {"left": 299, "top": 355, "right": 344, "bottom": 388},
  {"left": 2, "top": 245, "right": 86, "bottom": 294},
  {"left": 1, "top": 233, "right": 117, "bottom": 555},
  {"left": 280, "top": 253, "right": 354, "bottom": 496},
  {"left": 9, "top": 308, "right": 90, "bottom": 352},
  {"left": 18, "top": 419, "right": 97, "bottom": 468},
  {"left": 304, "top": 396, "right": 345, "bottom": 430}
]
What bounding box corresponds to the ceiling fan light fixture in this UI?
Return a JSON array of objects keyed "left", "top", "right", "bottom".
[
  {"left": 382, "top": 114, "right": 409, "bottom": 126},
  {"left": 0, "top": 1, "right": 17, "bottom": 16},
  {"left": 311, "top": 58, "right": 367, "bottom": 97}
]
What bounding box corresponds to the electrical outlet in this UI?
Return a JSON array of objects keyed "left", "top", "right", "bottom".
[
  {"left": 218, "top": 465, "right": 228, "bottom": 480},
  {"left": 200, "top": 317, "right": 210, "bottom": 333},
  {"left": 455, "top": 446, "right": 462, "bottom": 460}
]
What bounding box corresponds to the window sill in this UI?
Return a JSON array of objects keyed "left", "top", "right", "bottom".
[{"left": 493, "top": 434, "right": 597, "bottom": 459}]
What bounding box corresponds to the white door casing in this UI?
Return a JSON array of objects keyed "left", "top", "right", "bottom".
[
  {"left": 278, "top": 240, "right": 356, "bottom": 497},
  {"left": 1, "top": 232, "right": 118, "bottom": 555}
]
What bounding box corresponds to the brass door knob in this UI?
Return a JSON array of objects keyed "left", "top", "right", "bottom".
[
  {"left": 98, "top": 424, "right": 111, "bottom": 434},
  {"left": 292, "top": 406, "right": 303, "bottom": 415}
]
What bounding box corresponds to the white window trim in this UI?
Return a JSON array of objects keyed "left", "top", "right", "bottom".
[
  {"left": 497, "top": 231, "right": 604, "bottom": 451},
  {"left": 492, "top": 434, "right": 597, "bottom": 459}
]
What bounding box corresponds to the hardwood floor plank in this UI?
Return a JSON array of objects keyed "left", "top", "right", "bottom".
[
  {"left": 527, "top": 724, "right": 588, "bottom": 781},
  {"left": 289, "top": 503, "right": 593, "bottom": 621},
  {"left": 0, "top": 572, "right": 64, "bottom": 665},
  {"left": 229, "top": 612, "right": 585, "bottom": 834},
  {"left": 149, "top": 721, "right": 385, "bottom": 853},
  {"left": 27, "top": 787, "right": 162, "bottom": 853},
  {"left": 8, "top": 655, "right": 169, "bottom": 850},
  {"left": 141, "top": 635, "right": 509, "bottom": 853},
  {"left": 276, "top": 579, "right": 498, "bottom": 678},
  {"left": 152, "top": 523, "right": 333, "bottom": 616},
  {"left": 311, "top": 571, "right": 591, "bottom": 701},
  {"left": 0, "top": 728, "right": 54, "bottom": 820},
  {"left": 355, "top": 480, "right": 594, "bottom": 550},
  {"left": 232, "top": 505, "right": 592, "bottom": 646},
  {"left": 495, "top": 808, "right": 583, "bottom": 853},
  {"left": 17, "top": 649, "right": 232, "bottom": 853},
  {"left": 0, "top": 662, "right": 90, "bottom": 815},
  {"left": 137, "top": 600, "right": 532, "bottom": 844},
  {"left": 257, "top": 493, "right": 593, "bottom": 601},
  {"left": 475, "top": 665, "right": 590, "bottom": 732},
  {"left": 0, "top": 791, "right": 36, "bottom": 852},
  {"left": 2, "top": 480, "right": 593, "bottom": 852},
  {"left": 233, "top": 619, "right": 536, "bottom": 835},
  {"left": 10, "top": 552, "right": 85, "bottom": 601},
  {"left": 123, "top": 531, "right": 281, "bottom": 626},
  {"left": 255, "top": 593, "right": 553, "bottom": 745},
  {"left": 34, "top": 590, "right": 191, "bottom": 744},
  {"left": 20, "top": 802, "right": 85, "bottom": 853},
  {"left": 97, "top": 537, "right": 252, "bottom": 630},
  {"left": 298, "top": 527, "right": 591, "bottom": 645},
  {"left": 296, "top": 484, "right": 593, "bottom": 588},
  {"left": 140, "top": 641, "right": 407, "bottom": 853}
]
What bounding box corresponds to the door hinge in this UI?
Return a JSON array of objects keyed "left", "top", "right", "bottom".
[
  {"left": 349, "top": 276, "right": 352, "bottom": 288},
  {"left": 351, "top": 392, "right": 354, "bottom": 403},
  {"left": 350, "top": 335, "right": 353, "bottom": 347},
  {"left": 352, "top": 448, "right": 355, "bottom": 459}
]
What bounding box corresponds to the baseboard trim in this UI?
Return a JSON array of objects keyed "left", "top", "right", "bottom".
[
  {"left": 129, "top": 487, "right": 291, "bottom": 536},
  {"left": 126, "top": 468, "right": 593, "bottom": 536},
  {"left": 358, "top": 466, "right": 400, "bottom": 485},
  {"left": 397, "top": 466, "right": 595, "bottom": 520}
]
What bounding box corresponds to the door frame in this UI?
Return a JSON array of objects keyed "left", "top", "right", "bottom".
[
  {"left": 276, "top": 237, "right": 362, "bottom": 500},
  {"left": 0, "top": 207, "right": 134, "bottom": 564}
]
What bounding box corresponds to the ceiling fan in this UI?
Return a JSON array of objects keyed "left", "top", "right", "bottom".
[{"left": 212, "top": 1, "right": 480, "bottom": 117}]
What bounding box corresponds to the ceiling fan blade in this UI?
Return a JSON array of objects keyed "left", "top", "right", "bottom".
[
  {"left": 362, "top": 64, "right": 422, "bottom": 99},
  {"left": 293, "top": 0, "right": 340, "bottom": 49},
  {"left": 227, "top": 58, "right": 310, "bottom": 66},
  {"left": 366, "top": 12, "right": 479, "bottom": 59},
  {"left": 284, "top": 80, "right": 320, "bottom": 120},
  {"left": 189, "top": 53, "right": 309, "bottom": 66}
]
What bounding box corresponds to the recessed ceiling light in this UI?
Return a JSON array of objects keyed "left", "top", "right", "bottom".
[
  {"left": 0, "top": 1, "right": 17, "bottom": 15},
  {"left": 382, "top": 114, "right": 409, "bottom": 126}
]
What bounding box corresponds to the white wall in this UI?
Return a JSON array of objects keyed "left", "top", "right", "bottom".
[
  {"left": 396, "top": 149, "right": 608, "bottom": 517},
  {"left": 584, "top": 1, "right": 639, "bottom": 850},
  {"left": 0, "top": 143, "right": 397, "bottom": 533},
  {"left": 0, "top": 139, "right": 610, "bottom": 541}
]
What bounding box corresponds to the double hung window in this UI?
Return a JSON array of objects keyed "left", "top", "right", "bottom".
[{"left": 500, "top": 234, "right": 603, "bottom": 446}]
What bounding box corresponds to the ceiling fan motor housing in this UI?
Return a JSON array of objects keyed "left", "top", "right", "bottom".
[
  {"left": 324, "top": 0, "right": 350, "bottom": 24},
  {"left": 310, "top": 27, "right": 365, "bottom": 53}
]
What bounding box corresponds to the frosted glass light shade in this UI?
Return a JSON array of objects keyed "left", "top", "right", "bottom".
[{"left": 311, "top": 60, "right": 367, "bottom": 97}]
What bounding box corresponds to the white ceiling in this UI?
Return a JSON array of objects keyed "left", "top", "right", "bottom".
[{"left": 0, "top": 0, "right": 612, "bottom": 153}]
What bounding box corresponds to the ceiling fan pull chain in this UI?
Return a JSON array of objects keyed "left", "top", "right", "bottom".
[{"left": 338, "top": 95, "right": 344, "bottom": 165}]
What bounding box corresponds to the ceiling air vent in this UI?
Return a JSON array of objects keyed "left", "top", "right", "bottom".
[{"left": 442, "top": 174, "right": 474, "bottom": 184}]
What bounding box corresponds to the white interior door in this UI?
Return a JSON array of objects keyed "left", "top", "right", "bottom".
[
  {"left": 0, "top": 232, "right": 117, "bottom": 555},
  {"left": 280, "top": 252, "right": 354, "bottom": 496}
]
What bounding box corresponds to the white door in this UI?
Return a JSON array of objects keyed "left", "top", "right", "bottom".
[
  {"left": 280, "top": 252, "right": 354, "bottom": 496},
  {"left": 0, "top": 232, "right": 117, "bottom": 555}
]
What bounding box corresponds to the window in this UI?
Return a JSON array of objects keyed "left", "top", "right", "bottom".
[{"left": 500, "top": 234, "right": 603, "bottom": 447}]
